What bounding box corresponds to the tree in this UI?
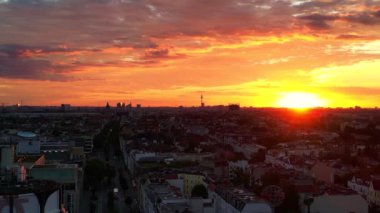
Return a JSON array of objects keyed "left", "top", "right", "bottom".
[
  {"left": 93, "top": 121, "right": 114, "bottom": 150},
  {"left": 191, "top": 184, "right": 208, "bottom": 199},
  {"left": 262, "top": 172, "right": 280, "bottom": 187},
  {"left": 125, "top": 196, "right": 133, "bottom": 211},
  {"left": 85, "top": 159, "right": 107, "bottom": 190},
  {"left": 231, "top": 168, "right": 250, "bottom": 187},
  {"left": 93, "top": 132, "right": 106, "bottom": 150},
  {"left": 106, "top": 163, "right": 116, "bottom": 178},
  {"left": 231, "top": 152, "right": 246, "bottom": 161},
  {"left": 108, "top": 121, "right": 122, "bottom": 156},
  {"left": 89, "top": 201, "right": 96, "bottom": 213},
  {"left": 276, "top": 185, "right": 300, "bottom": 213},
  {"left": 120, "top": 176, "right": 128, "bottom": 190},
  {"left": 107, "top": 191, "right": 114, "bottom": 210}
]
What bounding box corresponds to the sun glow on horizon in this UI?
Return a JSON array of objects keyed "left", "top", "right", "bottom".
[{"left": 277, "top": 92, "right": 327, "bottom": 109}]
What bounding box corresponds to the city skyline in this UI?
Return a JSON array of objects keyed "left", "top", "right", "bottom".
[{"left": 1, "top": 0, "right": 380, "bottom": 107}]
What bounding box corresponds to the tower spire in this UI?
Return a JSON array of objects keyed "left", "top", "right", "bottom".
[{"left": 201, "top": 92, "right": 205, "bottom": 107}]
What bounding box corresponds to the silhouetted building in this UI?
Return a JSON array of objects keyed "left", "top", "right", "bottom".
[
  {"left": 61, "top": 104, "right": 71, "bottom": 112},
  {"left": 117, "top": 102, "right": 126, "bottom": 109},
  {"left": 228, "top": 104, "right": 240, "bottom": 111}
]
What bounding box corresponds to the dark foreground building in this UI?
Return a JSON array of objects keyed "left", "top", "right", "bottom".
[{"left": 0, "top": 179, "right": 64, "bottom": 213}]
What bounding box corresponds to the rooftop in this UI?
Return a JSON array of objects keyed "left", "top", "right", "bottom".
[
  {"left": 17, "top": 131, "right": 37, "bottom": 138},
  {"left": 0, "top": 179, "right": 60, "bottom": 195},
  {"left": 15, "top": 154, "right": 44, "bottom": 163},
  {"left": 33, "top": 164, "right": 78, "bottom": 169},
  {"left": 215, "top": 187, "right": 266, "bottom": 211}
]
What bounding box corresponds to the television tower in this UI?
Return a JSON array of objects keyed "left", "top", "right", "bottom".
[{"left": 201, "top": 92, "right": 205, "bottom": 107}]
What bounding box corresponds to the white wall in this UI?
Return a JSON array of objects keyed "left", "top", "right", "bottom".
[
  {"left": 17, "top": 140, "right": 41, "bottom": 154},
  {"left": 12, "top": 193, "right": 40, "bottom": 213},
  {"left": 44, "top": 190, "right": 60, "bottom": 213},
  {"left": 307, "top": 194, "right": 368, "bottom": 213}
]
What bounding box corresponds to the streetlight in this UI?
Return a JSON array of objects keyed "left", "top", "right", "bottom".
[{"left": 304, "top": 194, "right": 314, "bottom": 213}]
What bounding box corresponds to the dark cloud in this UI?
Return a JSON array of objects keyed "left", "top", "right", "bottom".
[
  {"left": 298, "top": 14, "right": 338, "bottom": 29},
  {"left": 0, "top": 0, "right": 295, "bottom": 47},
  {"left": 0, "top": 55, "right": 73, "bottom": 81},
  {"left": 306, "top": 20, "right": 331, "bottom": 29},
  {"left": 298, "top": 14, "right": 338, "bottom": 21},
  {"left": 298, "top": 11, "right": 380, "bottom": 30},
  {"left": 295, "top": 0, "right": 380, "bottom": 29},
  {"left": 344, "top": 13, "right": 380, "bottom": 25},
  {"left": 0, "top": 44, "right": 77, "bottom": 80},
  {"left": 294, "top": 0, "right": 347, "bottom": 9},
  {"left": 374, "top": 10, "right": 380, "bottom": 18},
  {"left": 142, "top": 48, "right": 186, "bottom": 63},
  {"left": 130, "top": 41, "right": 158, "bottom": 49},
  {"left": 336, "top": 34, "right": 367, "bottom": 40},
  {"left": 0, "top": 0, "right": 377, "bottom": 43},
  {"left": 144, "top": 48, "right": 169, "bottom": 58},
  {"left": 0, "top": 44, "right": 77, "bottom": 58},
  {"left": 0, "top": 0, "right": 379, "bottom": 81}
]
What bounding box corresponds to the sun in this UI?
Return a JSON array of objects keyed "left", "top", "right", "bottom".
[{"left": 277, "top": 92, "right": 326, "bottom": 109}]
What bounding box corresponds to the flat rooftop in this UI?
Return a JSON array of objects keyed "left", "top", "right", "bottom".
[{"left": 0, "top": 180, "right": 61, "bottom": 195}]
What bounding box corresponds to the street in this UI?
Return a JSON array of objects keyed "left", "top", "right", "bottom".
[{"left": 82, "top": 121, "right": 138, "bottom": 213}]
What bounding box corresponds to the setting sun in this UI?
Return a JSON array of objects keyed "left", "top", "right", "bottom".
[{"left": 277, "top": 92, "right": 326, "bottom": 109}]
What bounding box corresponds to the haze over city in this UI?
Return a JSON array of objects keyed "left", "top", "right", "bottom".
[{"left": 1, "top": 0, "right": 380, "bottom": 107}]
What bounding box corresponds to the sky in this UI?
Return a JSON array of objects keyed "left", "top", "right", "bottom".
[{"left": 0, "top": 0, "right": 380, "bottom": 107}]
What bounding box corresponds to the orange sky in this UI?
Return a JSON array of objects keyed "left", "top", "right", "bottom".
[{"left": 0, "top": 0, "right": 380, "bottom": 107}]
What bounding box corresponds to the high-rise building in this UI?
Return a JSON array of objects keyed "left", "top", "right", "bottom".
[
  {"left": 116, "top": 102, "right": 125, "bottom": 108},
  {"left": 61, "top": 104, "right": 71, "bottom": 112}
]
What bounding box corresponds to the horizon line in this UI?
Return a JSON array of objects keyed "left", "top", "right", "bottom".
[{"left": 1, "top": 104, "right": 378, "bottom": 110}]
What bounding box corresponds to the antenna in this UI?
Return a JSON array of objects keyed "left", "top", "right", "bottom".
[{"left": 201, "top": 92, "right": 205, "bottom": 107}]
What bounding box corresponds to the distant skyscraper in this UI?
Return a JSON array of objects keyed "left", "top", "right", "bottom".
[
  {"left": 117, "top": 102, "right": 125, "bottom": 108},
  {"left": 61, "top": 104, "right": 71, "bottom": 112}
]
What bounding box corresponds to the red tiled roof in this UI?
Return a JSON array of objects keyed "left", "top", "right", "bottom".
[{"left": 164, "top": 174, "right": 178, "bottom": 180}]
